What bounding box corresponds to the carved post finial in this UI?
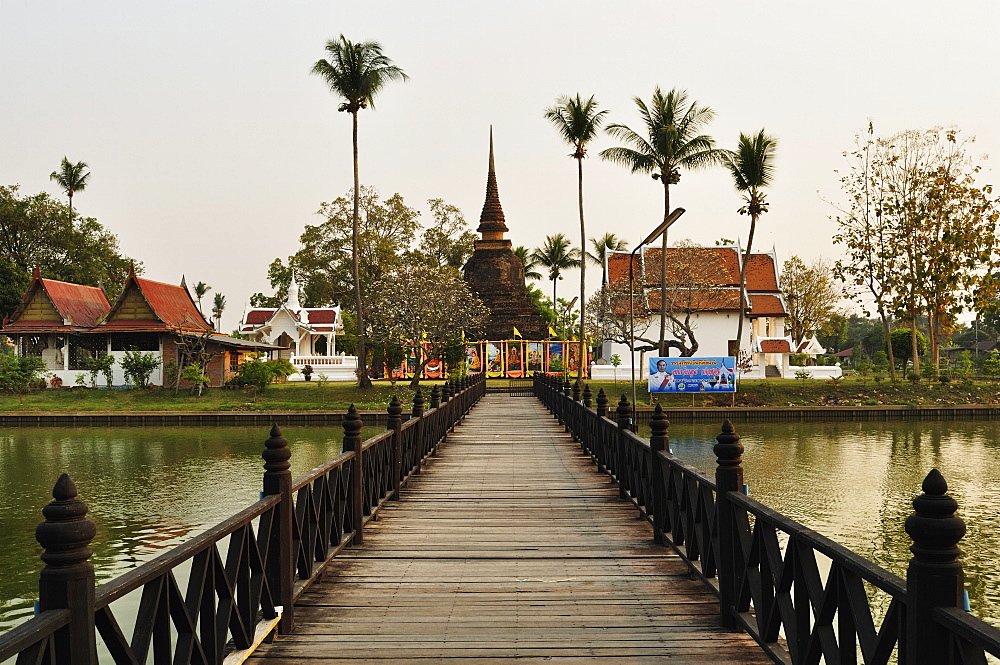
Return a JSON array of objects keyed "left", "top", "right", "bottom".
[
  {"left": 616, "top": 395, "right": 631, "bottom": 429},
  {"left": 430, "top": 384, "right": 441, "bottom": 409},
  {"left": 583, "top": 383, "right": 593, "bottom": 409},
  {"left": 36, "top": 473, "right": 98, "bottom": 663},
  {"left": 388, "top": 396, "right": 404, "bottom": 499},
  {"left": 343, "top": 404, "right": 365, "bottom": 543},
  {"left": 412, "top": 387, "right": 425, "bottom": 418},
  {"left": 596, "top": 387, "right": 609, "bottom": 417},
  {"left": 649, "top": 403, "right": 669, "bottom": 454},
  {"left": 648, "top": 403, "right": 670, "bottom": 544},
  {"left": 441, "top": 381, "right": 452, "bottom": 403},
  {"left": 262, "top": 423, "right": 291, "bottom": 481},
  {"left": 714, "top": 419, "right": 745, "bottom": 628},
  {"left": 572, "top": 380, "right": 581, "bottom": 402},
  {"left": 904, "top": 468, "right": 967, "bottom": 664},
  {"left": 261, "top": 424, "right": 295, "bottom": 630}
]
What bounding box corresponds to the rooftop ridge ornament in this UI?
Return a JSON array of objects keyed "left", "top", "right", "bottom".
[{"left": 477, "top": 126, "right": 509, "bottom": 236}]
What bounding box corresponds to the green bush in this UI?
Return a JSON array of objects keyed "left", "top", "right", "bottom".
[
  {"left": 0, "top": 355, "right": 46, "bottom": 396},
  {"left": 85, "top": 354, "right": 115, "bottom": 388},
  {"left": 231, "top": 359, "right": 296, "bottom": 391},
  {"left": 120, "top": 350, "right": 161, "bottom": 388},
  {"left": 789, "top": 353, "right": 809, "bottom": 366}
]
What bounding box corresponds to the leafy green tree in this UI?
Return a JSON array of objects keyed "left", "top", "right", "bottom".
[
  {"left": 530, "top": 233, "right": 581, "bottom": 309},
  {"left": 781, "top": 256, "right": 839, "bottom": 344},
  {"left": 889, "top": 328, "right": 927, "bottom": 370},
  {"left": 193, "top": 282, "right": 211, "bottom": 313},
  {"left": 513, "top": 246, "right": 542, "bottom": 282},
  {"left": 366, "top": 264, "right": 489, "bottom": 388},
  {"left": 0, "top": 185, "right": 136, "bottom": 317},
  {"left": 120, "top": 350, "right": 161, "bottom": 388},
  {"left": 49, "top": 157, "right": 90, "bottom": 211},
  {"left": 410, "top": 199, "right": 476, "bottom": 269},
  {"left": 725, "top": 129, "right": 778, "bottom": 351},
  {"left": 211, "top": 292, "right": 226, "bottom": 330},
  {"left": 545, "top": 93, "right": 609, "bottom": 378},
  {"left": 0, "top": 354, "right": 46, "bottom": 403},
  {"left": 252, "top": 188, "right": 421, "bottom": 309},
  {"left": 601, "top": 87, "right": 726, "bottom": 355},
  {"left": 312, "top": 35, "right": 408, "bottom": 389},
  {"left": 587, "top": 233, "right": 628, "bottom": 286}
]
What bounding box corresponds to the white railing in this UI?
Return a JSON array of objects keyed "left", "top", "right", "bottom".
[{"left": 291, "top": 355, "right": 357, "bottom": 368}]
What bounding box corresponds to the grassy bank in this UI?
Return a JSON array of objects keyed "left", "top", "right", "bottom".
[{"left": 1, "top": 376, "right": 998, "bottom": 413}]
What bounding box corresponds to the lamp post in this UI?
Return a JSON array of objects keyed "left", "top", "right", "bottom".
[{"left": 629, "top": 208, "right": 685, "bottom": 426}]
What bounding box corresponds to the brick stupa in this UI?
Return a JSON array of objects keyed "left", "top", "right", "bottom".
[{"left": 463, "top": 130, "right": 549, "bottom": 340}]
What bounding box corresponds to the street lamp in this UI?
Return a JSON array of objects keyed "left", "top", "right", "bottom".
[{"left": 629, "top": 208, "right": 685, "bottom": 426}]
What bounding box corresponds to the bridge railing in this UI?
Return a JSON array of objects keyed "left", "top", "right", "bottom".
[
  {"left": 0, "top": 374, "right": 485, "bottom": 665},
  {"left": 534, "top": 374, "right": 1000, "bottom": 665}
]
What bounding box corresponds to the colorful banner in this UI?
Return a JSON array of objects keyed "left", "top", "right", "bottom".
[
  {"left": 526, "top": 342, "right": 544, "bottom": 373},
  {"left": 648, "top": 357, "right": 736, "bottom": 393},
  {"left": 505, "top": 341, "right": 524, "bottom": 378},
  {"left": 466, "top": 343, "right": 483, "bottom": 374},
  {"left": 486, "top": 342, "right": 504, "bottom": 378}
]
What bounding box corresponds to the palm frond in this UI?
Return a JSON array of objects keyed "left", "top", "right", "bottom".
[
  {"left": 311, "top": 35, "right": 408, "bottom": 111},
  {"left": 726, "top": 129, "right": 778, "bottom": 192}
]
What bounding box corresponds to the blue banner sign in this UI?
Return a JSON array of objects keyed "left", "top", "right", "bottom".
[{"left": 648, "top": 357, "right": 736, "bottom": 393}]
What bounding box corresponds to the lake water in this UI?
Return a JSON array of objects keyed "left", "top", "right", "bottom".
[{"left": 1, "top": 419, "right": 999, "bottom": 636}]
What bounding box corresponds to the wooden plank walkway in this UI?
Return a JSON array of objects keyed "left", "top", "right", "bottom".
[{"left": 250, "top": 394, "right": 771, "bottom": 664}]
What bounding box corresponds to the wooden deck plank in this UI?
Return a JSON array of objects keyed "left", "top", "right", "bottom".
[{"left": 249, "top": 395, "right": 770, "bottom": 664}]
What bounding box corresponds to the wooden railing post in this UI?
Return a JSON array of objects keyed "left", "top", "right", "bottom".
[
  {"left": 388, "top": 396, "right": 403, "bottom": 500},
  {"left": 572, "top": 380, "right": 581, "bottom": 403},
  {"left": 262, "top": 424, "right": 295, "bottom": 632},
  {"left": 35, "top": 473, "right": 97, "bottom": 665},
  {"left": 343, "top": 404, "right": 365, "bottom": 544},
  {"left": 412, "top": 388, "right": 425, "bottom": 474},
  {"left": 905, "top": 468, "right": 966, "bottom": 665},
  {"left": 583, "top": 383, "right": 593, "bottom": 409},
  {"left": 616, "top": 395, "right": 631, "bottom": 499},
  {"left": 648, "top": 404, "right": 669, "bottom": 545},
  {"left": 430, "top": 385, "right": 441, "bottom": 409},
  {"left": 714, "top": 419, "right": 744, "bottom": 629},
  {"left": 596, "top": 387, "right": 609, "bottom": 418}
]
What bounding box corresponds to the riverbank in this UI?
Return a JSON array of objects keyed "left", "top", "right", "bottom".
[{"left": 2, "top": 377, "right": 998, "bottom": 411}]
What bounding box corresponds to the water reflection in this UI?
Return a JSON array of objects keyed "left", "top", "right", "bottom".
[
  {"left": 0, "top": 425, "right": 360, "bottom": 630},
  {"left": 662, "top": 420, "right": 1000, "bottom": 628}
]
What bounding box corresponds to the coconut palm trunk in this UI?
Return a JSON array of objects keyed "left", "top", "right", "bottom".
[
  {"left": 576, "top": 153, "right": 587, "bottom": 378},
  {"left": 351, "top": 108, "right": 372, "bottom": 388}
]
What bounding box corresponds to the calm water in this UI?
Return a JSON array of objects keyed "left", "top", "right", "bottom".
[
  {"left": 0, "top": 425, "right": 365, "bottom": 631},
  {"left": 661, "top": 420, "right": 1000, "bottom": 628},
  {"left": 1, "top": 420, "right": 999, "bottom": 637}
]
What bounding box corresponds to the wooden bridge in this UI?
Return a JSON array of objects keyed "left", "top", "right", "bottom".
[
  {"left": 249, "top": 394, "right": 768, "bottom": 663},
  {"left": 3, "top": 375, "right": 1000, "bottom": 665}
]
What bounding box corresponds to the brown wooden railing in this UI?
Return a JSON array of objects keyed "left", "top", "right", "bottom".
[
  {"left": 535, "top": 373, "right": 1000, "bottom": 665},
  {"left": 0, "top": 375, "right": 485, "bottom": 665}
]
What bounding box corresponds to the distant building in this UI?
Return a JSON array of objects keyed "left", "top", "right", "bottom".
[
  {"left": 1, "top": 266, "right": 273, "bottom": 387},
  {"left": 599, "top": 245, "right": 841, "bottom": 380},
  {"left": 239, "top": 274, "right": 355, "bottom": 381},
  {"left": 462, "top": 130, "right": 549, "bottom": 341}
]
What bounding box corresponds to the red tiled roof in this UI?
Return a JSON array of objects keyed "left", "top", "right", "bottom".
[
  {"left": 745, "top": 254, "right": 780, "bottom": 292},
  {"left": 2, "top": 273, "right": 111, "bottom": 332},
  {"left": 748, "top": 294, "right": 786, "bottom": 317},
  {"left": 642, "top": 247, "right": 741, "bottom": 287},
  {"left": 607, "top": 252, "right": 640, "bottom": 287},
  {"left": 646, "top": 288, "right": 742, "bottom": 312},
  {"left": 760, "top": 339, "right": 792, "bottom": 353},
  {"left": 244, "top": 309, "right": 276, "bottom": 325},
  {"left": 102, "top": 274, "right": 212, "bottom": 332},
  {"left": 306, "top": 309, "right": 337, "bottom": 324}
]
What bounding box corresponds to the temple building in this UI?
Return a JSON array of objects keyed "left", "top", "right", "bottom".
[{"left": 462, "top": 130, "right": 549, "bottom": 340}]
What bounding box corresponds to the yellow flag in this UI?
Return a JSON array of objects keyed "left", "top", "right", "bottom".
[
  {"left": 548, "top": 326, "right": 557, "bottom": 338},
  {"left": 421, "top": 331, "right": 427, "bottom": 339},
  {"left": 513, "top": 327, "right": 521, "bottom": 338}
]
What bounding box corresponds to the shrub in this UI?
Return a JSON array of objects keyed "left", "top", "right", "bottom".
[
  {"left": 85, "top": 354, "right": 115, "bottom": 388},
  {"left": 231, "top": 359, "right": 296, "bottom": 391},
  {"left": 120, "top": 350, "right": 161, "bottom": 388},
  {"left": 984, "top": 352, "right": 1000, "bottom": 377},
  {"left": 907, "top": 371, "right": 921, "bottom": 384},
  {"left": 794, "top": 369, "right": 811, "bottom": 383},
  {"left": 181, "top": 363, "right": 210, "bottom": 396},
  {"left": 0, "top": 355, "right": 46, "bottom": 400},
  {"left": 789, "top": 353, "right": 809, "bottom": 366}
]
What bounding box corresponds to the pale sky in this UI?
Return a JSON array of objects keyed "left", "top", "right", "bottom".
[{"left": 4, "top": 1, "right": 999, "bottom": 331}]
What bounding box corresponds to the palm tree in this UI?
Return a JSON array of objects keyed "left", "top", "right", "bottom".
[
  {"left": 513, "top": 245, "right": 543, "bottom": 282},
  {"left": 600, "top": 87, "right": 726, "bottom": 356},
  {"left": 194, "top": 281, "right": 210, "bottom": 313},
  {"left": 212, "top": 292, "right": 227, "bottom": 331},
  {"left": 49, "top": 157, "right": 90, "bottom": 212},
  {"left": 587, "top": 233, "right": 628, "bottom": 286},
  {"left": 312, "top": 35, "right": 408, "bottom": 389},
  {"left": 544, "top": 94, "right": 609, "bottom": 378},
  {"left": 726, "top": 130, "right": 778, "bottom": 354},
  {"left": 531, "top": 234, "right": 581, "bottom": 311}
]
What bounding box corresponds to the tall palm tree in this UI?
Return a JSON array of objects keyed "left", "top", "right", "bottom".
[
  {"left": 212, "top": 292, "right": 227, "bottom": 331},
  {"left": 531, "top": 234, "right": 581, "bottom": 310},
  {"left": 193, "top": 281, "right": 210, "bottom": 313},
  {"left": 587, "top": 232, "right": 628, "bottom": 286},
  {"left": 513, "top": 245, "right": 543, "bottom": 282},
  {"left": 312, "top": 35, "right": 408, "bottom": 388},
  {"left": 600, "top": 87, "right": 726, "bottom": 356},
  {"left": 49, "top": 157, "right": 90, "bottom": 212},
  {"left": 544, "top": 94, "right": 609, "bottom": 378},
  {"left": 726, "top": 129, "right": 778, "bottom": 354}
]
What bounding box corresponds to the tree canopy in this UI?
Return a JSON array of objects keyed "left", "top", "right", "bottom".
[{"left": 0, "top": 185, "right": 136, "bottom": 319}]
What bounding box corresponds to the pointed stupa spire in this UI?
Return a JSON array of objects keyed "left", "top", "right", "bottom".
[
  {"left": 180, "top": 274, "right": 188, "bottom": 290},
  {"left": 287, "top": 272, "right": 301, "bottom": 311},
  {"left": 477, "top": 126, "right": 509, "bottom": 237}
]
